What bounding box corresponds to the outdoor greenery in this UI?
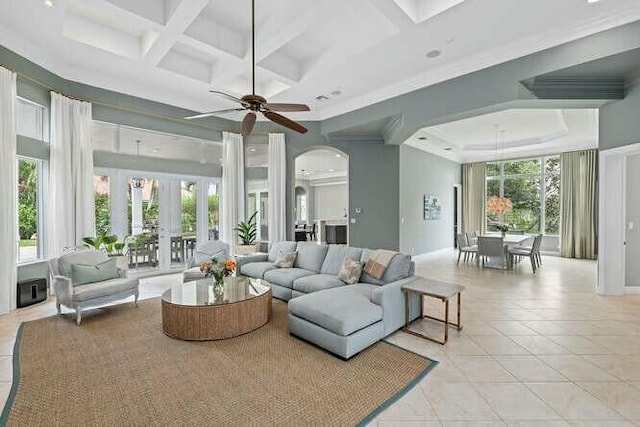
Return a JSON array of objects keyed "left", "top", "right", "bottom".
[
  {"left": 486, "top": 157, "right": 560, "bottom": 235},
  {"left": 94, "top": 178, "right": 219, "bottom": 238},
  {"left": 18, "top": 159, "right": 38, "bottom": 240}
]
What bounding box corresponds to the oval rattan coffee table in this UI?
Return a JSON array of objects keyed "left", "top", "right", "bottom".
[{"left": 161, "top": 276, "right": 272, "bottom": 341}]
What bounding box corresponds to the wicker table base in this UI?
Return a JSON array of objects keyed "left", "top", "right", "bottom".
[{"left": 162, "top": 288, "right": 272, "bottom": 341}]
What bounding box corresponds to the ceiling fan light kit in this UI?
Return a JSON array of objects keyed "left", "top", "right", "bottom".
[{"left": 185, "top": 0, "right": 310, "bottom": 136}]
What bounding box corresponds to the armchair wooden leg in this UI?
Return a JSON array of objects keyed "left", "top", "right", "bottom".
[
  {"left": 56, "top": 303, "right": 61, "bottom": 314},
  {"left": 134, "top": 291, "right": 139, "bottom": 307},
  {"left": 76, "top": 309, "right": 82, "bottom": 326}
]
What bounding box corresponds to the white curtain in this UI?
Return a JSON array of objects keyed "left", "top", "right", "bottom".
[
  {"left": 268, "top": 133, "right": 286, "bottom": 244},
  {"left": 49, "top": 92, "right": 95, "bottom": 256},
  {"left": 0, "top": 67, "right": 17, "bottom": 313},
  {"left": 221, "top": 132, "right": 245, "bottom": 255},
  {"left": 462, "top": 162, "right": 487, "bottom": 235}
]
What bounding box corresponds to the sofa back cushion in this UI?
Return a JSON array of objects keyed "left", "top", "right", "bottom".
[
  {"left": 268, "top": 241, "right": 298, "bottom": 262},
  {"left": 294, "top": 242, "right": 329, "bottom": 273},
  {"left": 359, "top": 249, "right": 412, "bottom": 285},
  {"left": 320, "top": 245, "right": 364, "bottom": 276},
  {"left": 71, "top": 257, "right": 118, "bottom": 286},
  {"left": 57, "top": 250, "right": 109, "bottom": 278},
  {"left": 193, "top": 241, "right": 229, "bottom": 265}
]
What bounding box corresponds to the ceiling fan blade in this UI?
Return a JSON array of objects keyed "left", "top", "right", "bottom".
[
  {"left": 263, "top": 111, "right": 308, "bottom": 134},
  {"left": 262, "top": 103, "right": 310, "bottom": 112},
  {"left": 209, "top": 90, "right": 246, "bottom": 105},
  {"left": 242, "top": 112, "right": 257, "bottom": 136},
  {"left": 184, "top": 108, "right": 246, "bottom": 120}
]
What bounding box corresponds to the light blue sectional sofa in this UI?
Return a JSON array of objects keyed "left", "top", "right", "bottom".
[{"left": 237, "top": 241, "right": 421, "bottom": 359}]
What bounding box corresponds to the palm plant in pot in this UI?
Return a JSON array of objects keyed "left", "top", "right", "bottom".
[
  {"left": 82, "top": 233, "right": 129, "bottom": 270},
  {"left": 234, "top": 211, "right": 258, "bottom": 255}
]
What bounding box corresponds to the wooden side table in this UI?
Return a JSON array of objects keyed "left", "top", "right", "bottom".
[{"left": 402, "top": 277, "right": 465, "bottom": 345}]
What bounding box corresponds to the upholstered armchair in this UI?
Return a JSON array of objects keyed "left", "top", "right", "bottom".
[
  {"left": 49, "top": 249, "right": 140, "bottom": 325},
  {"left": 182, "top": 240, "right": 230, "bottom": 282}
]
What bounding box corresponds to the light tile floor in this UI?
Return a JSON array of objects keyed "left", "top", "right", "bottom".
[{"left": 4, "top": 250, "right": 640, "bottom": 426}]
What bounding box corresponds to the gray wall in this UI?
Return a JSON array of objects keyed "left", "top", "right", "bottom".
[
  {"left": 626, "top": 153, "right": 640, "bottom": 286},
  {"left": 282, "top": 130, "right": 400, "bottom": 251},
  {"left": 399, "top": 145, "right": 461, "bottom": 255},
  {"left": 600, "top": 84, "right": 640, "bottom": 150}
]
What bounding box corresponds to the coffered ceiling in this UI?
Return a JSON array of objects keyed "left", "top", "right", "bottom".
[{"left": 1, "top": 0, "right": 638, "bottom": 121}]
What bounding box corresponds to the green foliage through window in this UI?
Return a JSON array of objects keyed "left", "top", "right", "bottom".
[{"left": 486, "top": 156, "right": 560, "bottom": 235}]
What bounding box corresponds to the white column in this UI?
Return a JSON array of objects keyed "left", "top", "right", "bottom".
[
  {"left": 170, "top": 180, "right": 182, "bottom": 236},
  {"left": 196, "top": 179, "right": 209, "bottom": 245},
  {"left": 110, "top": 171, "right": 127, "bottom": 239},
  {"left": 131, "top": 183, "right": 143, "bottom": 235},
  {"left": 158, "top": 179, "right": 171, "bottom": 270}
]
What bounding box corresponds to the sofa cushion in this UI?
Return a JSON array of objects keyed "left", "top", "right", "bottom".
[
  {"left": 241, "top": 262, "right": 275, "bottom": 279},
  {"left": 274, "top": 251, "right": 297, "bottom": 268},
  {"left": 268, "top": 241, "right": 298, "bottom": 263},
  {"left": 293, "top": 274, "right": 345, "bottom": 294},
  {"left": 58, "top": 250, "right": 109, "bottom": 278},
  {"left": 294, "top": 242, "right": 328, "bottom": 273},
  {"left": 72, "top": 277, "right": 138, "bottom": 302},
  {"left": 359, "top": 249, "right": 412, "bottom": 285},
  {"left": 71, "top": 257, "right": 118, "bottom": 286},
  {"left": 337, "top": 259, "right": 364, "bottom": 284},
  {"left": 320, "top": 245, "right": 363, "bottom": 276},
  {"left": 288, "top": 286, "right": 383, "bottom": 336},
  {"left": 183, "top": 266, "right": 205, "bottom": 282},
  {"left": 264, "top": 268, "right": 315, "bottom": 289}
]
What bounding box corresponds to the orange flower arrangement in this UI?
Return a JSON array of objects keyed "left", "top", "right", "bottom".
[
  {"left": 200, "top": 257, "right": 236, "bottom": 283},
  {"left": 487, "top": 196, "right": 513, "bottom": 215}
]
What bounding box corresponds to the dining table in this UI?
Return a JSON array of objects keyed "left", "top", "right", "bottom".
[{"left": 478, "top": 233, "right": 532, "bottom": 269}]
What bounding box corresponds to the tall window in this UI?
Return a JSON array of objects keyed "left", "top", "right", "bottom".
[
  {"left": 93, "top": 175, "right": 111, "bottom": 236},
  {"left": 181, "top": 181, "right": 196, "bottom": 237},
  {"left": 208, "top": 183, "right": 220, "bottom": 240},
  {"left": 17, "top": 97, "right": 48, "bottom": 141},
  {"left": 17, "top": 158, "right": 39, "bottom": 262},
  {"left": 486, "top": 156, "right": 560, "bottom": 235}
]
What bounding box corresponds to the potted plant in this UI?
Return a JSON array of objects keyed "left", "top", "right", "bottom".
[
  {"left": 234, "top": 212, "right": 259, "bottom": 255},
  {"left": 82, "top": 233, "right": 129, "bottom": 270}
]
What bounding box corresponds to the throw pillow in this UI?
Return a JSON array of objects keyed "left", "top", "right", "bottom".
[
  {"left": 71, "top": 257, "right": 118, "bottom": 286},
  {"left": 337, "top": 258, "right": 364, "bottom": 284},
  {"left": 273, "top": 251, "right": 297, "bottom": 268}
]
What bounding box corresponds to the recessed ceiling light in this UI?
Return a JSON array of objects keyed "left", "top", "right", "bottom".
[
  {"left": 444, "top": 147, "right": 453, "bottom": 151},
  {"left": 335, "top": 154, "right": 341, "bottom": 158},
  {"left": 43, "top": 0, "right": 54, "bottom": 6},
  {"left": 328, "top": 169, "right": 335, "bottom": 172},
  {"left": 426, "top": 50, "right": 441, "bottom": 58},
  {"left": 418, "top": 136, "right": 427, "bottom": 141},
  {"left": 250, "top": 148, "right": 256, "bottom": 152},
  {"left": 151, "top": 148, "right": 160, "bottom": 153},
  {"left": 587, "top": 0, "right": 601, "bottom": 3}
]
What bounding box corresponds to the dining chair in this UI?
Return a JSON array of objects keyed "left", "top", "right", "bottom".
[
  {"left": 477, "top": 236, "right": 507, "bottom": 269},
  {"left": 456, "top": 233, "right": 477, "bottom": 265},
  {"left": 465, "top": 231, "right": 478, "bottom": 246},
  {"left": 508, "top": 234, "right": 543, "bottom": 273}
]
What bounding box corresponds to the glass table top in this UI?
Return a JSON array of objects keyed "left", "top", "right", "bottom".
[{"left": 162, "top": 276, "right": 271, "bottom": 307}]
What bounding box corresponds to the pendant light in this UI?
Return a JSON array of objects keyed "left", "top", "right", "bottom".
[
  {"left": 487, "top": 125, "right": 513, "bottom": 216},
  {"left": 131, "top": 139, "right": 145, "bottom": 189}
]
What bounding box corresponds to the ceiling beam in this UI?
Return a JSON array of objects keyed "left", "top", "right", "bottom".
[{"left": 143, "top": 0, "right": 209, "bottom": 66}]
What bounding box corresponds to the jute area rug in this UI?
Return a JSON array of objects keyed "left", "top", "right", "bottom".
[{"left": 2, "top": 298, "right": 435, "bottom": 426}]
